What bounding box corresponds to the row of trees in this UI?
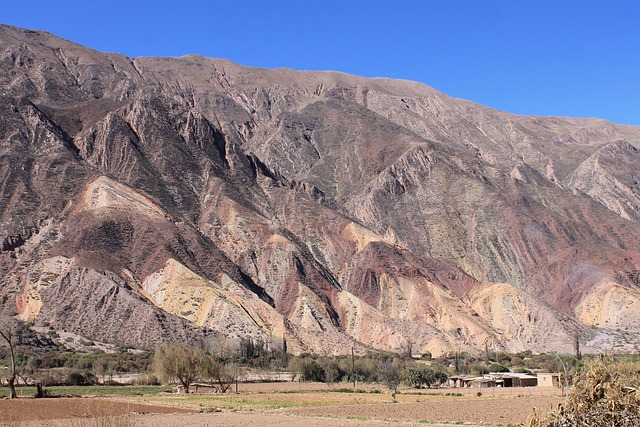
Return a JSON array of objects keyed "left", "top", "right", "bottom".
[
  {"left": 151, "top": 344, "right": 451, "bottom": 399},
  {"left": 150, "top": 344, "right": 625, "bottom": 405},
  {"left": 449, "top": 349, "right": 584, "bottom": 376},
  {"left": 2, "top": 312, "right": 624, "bottom": 401},
  {"left": 0, "top": 346, "right": 154, "bottom": 386},
  {"left": 286, "top": 354, "right": 447, "bottom": 386}
]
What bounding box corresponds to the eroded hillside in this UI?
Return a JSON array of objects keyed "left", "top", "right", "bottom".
[{"left": 2, "top": 25, "right": 640, "bottom": 355}]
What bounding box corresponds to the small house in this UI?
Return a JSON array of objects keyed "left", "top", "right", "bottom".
[{"left": 536, "top": 373, "right": 562, "bottom": 387}]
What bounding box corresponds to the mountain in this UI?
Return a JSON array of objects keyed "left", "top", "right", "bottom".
[{"left": 2, "top": 25, "right": 640, "bottom": 356}]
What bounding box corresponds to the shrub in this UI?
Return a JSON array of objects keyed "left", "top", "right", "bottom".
[
  {"left": 406, "top": 366, "right": 435, "bottom": 388},
  {"left": 288, "top": 356, "right": 325, "bottom": 382},
  {"left": 67, "top": 369, "right": 97, "bottom": 385},
  {"left": 131, "top": 373, "right": 159, "bottom": 386},
  {"left": 34, "top": 369, "right": 68, "bottom": 386},
  {"left": 531, "top": 356, "right": 640, "bottom": 426},
  {"left": 488, "top": 363, "right": 510, "bottom": 373}
]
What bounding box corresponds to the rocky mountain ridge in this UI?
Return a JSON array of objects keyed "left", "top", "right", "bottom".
[{"left": 2, "top": 25, "right": 640, "bottom": 356}]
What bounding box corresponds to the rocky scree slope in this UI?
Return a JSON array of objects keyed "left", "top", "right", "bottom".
[{"left": 2, "top": 25, "right": 640, "bottom": 355}]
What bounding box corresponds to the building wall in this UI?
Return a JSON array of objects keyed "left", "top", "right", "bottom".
[{"left": 537, "top": 373, "right": 559, "bottom": 387}]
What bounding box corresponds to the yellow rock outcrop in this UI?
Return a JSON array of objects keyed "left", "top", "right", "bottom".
[{"left": 575, "top": 282, "right": 640, "bottom": 328}]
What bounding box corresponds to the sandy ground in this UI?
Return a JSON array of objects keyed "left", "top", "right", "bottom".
[
  {"left": 129, "top": 394, "right": 561, "bottom": 427},
  {"left": 284, "top": 395, "right": 561, "bottom": 425},
  {"left": 0, "top": 384, "right": 563, "bottom": 427},
  {"left": 2, "top": 413, "right": 499, "bottom": 427}
]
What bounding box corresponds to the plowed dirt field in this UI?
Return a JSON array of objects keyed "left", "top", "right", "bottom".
[{"left": 0, "top": 384, "right": 563, "bottom": 426}]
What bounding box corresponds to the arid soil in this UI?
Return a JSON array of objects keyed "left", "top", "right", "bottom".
[
  {"left": 284, "top": 395, "right": 561, "bottom": 426},
  {"left": 0, "top": 385, "right": 563, "bottom": 427},
  {"left": 0, "top": 398, "right": 195, "bottom": 422}
]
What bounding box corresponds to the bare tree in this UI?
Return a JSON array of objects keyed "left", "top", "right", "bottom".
[
  {"left": 321, "top": 358, "right": 339, "bottom": 389},
  {"left": 210, "top": 361, "right": 235, "bottom": 393},
  {"left": 0, "top": 316, "right": 21, "bottom": 399},
  {"left": 153, "top": 344, "right": 211, "bottom": 393},
  {"left": 377, "top": 358, "right": 404, "bottom": 402}
]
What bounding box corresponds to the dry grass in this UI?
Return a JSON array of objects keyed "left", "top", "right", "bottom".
[{"left": 530, "top": 356, "right": 640, "bottom": 426}]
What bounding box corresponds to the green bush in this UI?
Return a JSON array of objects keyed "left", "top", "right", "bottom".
[
  {"left": 67, "top": 369, "right": 96, "bottom": 386},
  {"left": 487, "top": 363, "right": 510, "bottom": 373}
]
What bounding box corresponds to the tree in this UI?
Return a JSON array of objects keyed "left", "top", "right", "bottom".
[
  {"left": 403, "top": 338, "right": 413, "bottom": 359},
  {"left": 406, "top": 366, "right": 430, "bottom": 388},
  {"left": 406, "top": 366, "right": 425, "bottom": 388},
  {"left": 14, "top": 352, "right": 38, "bottom": 386},
  {"left": 153, "top": 344, "right": 214, "bottom": 393},
  {"left": 281, "top": 334, "right": 288, "bottom": 367},
  {"left": 433, "top": 370, "right": 449, "bottom": 387},
  {"left": 321, "top": 358, "right": 339, "bottom": 389},
  {"left": 288, "top": 356, "right": 324, "bottom": 382},
  {"left": 574, "top": 331, "right": 582, "bottom": 361},
  {"left": 377, "top": 358, "right": 404, "bottom": 402},
  {"left": 93, "top": 353, "right": 109, "bottom": 384},
  {"left": 0, "top": 317, "right": 23, "bottom": 399},
  {"left": 488, "top": 363, "right": 510, "bottom": 373},
  {"left": 207, "top": 357, "right": 235, "bottom": 393}
]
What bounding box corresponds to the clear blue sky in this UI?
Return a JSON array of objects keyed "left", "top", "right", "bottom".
[{"left": 4, "top": 0, "right": 640, "bottom": 125}]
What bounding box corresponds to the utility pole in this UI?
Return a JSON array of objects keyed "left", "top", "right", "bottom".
[
  {"left": 235, "top": 357, "right": 239, "bottom": 393},
  {"left": 351, "top": 347, "right": 356, "bottom": 389}
]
